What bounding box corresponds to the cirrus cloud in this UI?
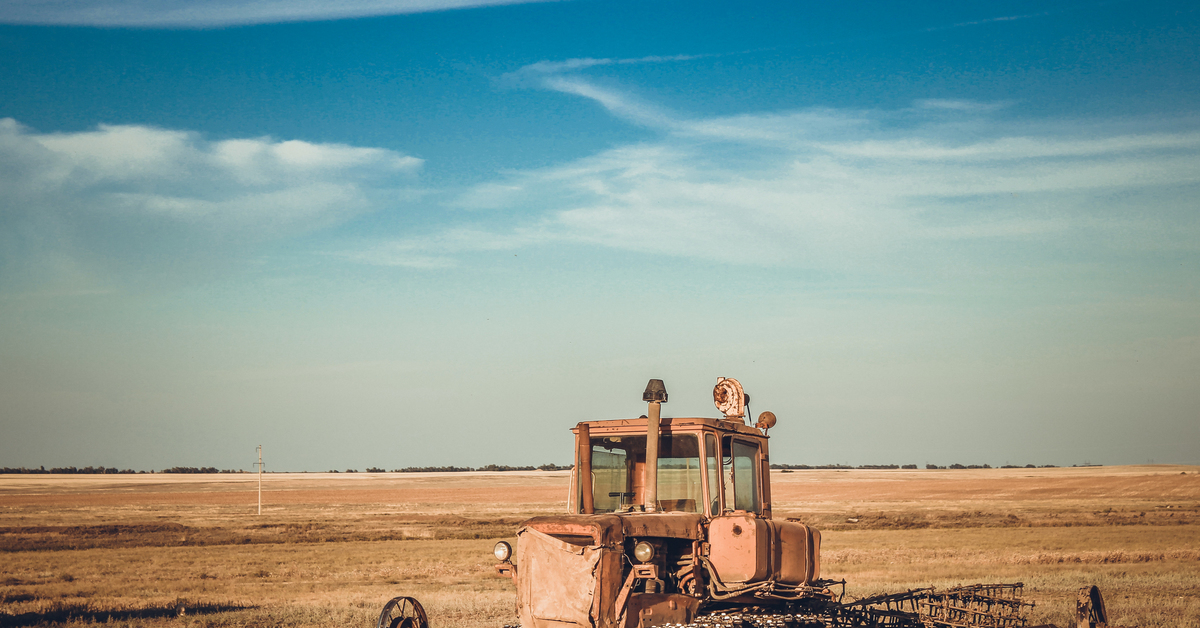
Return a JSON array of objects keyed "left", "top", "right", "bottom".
[
  {"left": 343, "top": 80, "right": 1200, "bottom": 276},
  {"left": 0, "top": 0, "right": 562, "bottom": 28}
]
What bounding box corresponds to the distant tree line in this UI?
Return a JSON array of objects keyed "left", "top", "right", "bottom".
[
  {"left": 392, "top": 463, "right": 572, "bottom": 472},
  {"left": 344, "top": 463, "right": 576, "bottom": 473},
  {"left": 160, "top": 467, "right": 245, "bottom": 474},
  {"left": 0, "top": 462, "right": 1093, "bottom": 475},
  {"left": 927, "top": 463, "right": 1059, "bottom": 469},
  {"left": 0, "top": 466, "right": 245, "bottom": 474},
  {"left": 1, "top": 466, "right": 143, "bottom": 474},
  {"left": 771, "top": 463, "right": 1071, "bottom": 470},
  {"left": 1, "top": 463, "right": 569, "bottom": 474},
  {"left": 770, "top": 464, "right": 920, "bottom": 470}
]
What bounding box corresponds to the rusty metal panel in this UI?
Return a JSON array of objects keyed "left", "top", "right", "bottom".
[
  {"left": 707, "top": 514, "right": 768, "bottom": 584},
  {"left": 596, "top": 546, "right": 624, "bottom": 628},
  {"left": 771, "top": 519, "right": 815, "bottom": 585},
  {"left": 620, "top": 512, "right": 702, "bottom": 540},
  {"left": 520, "top": 514, "right": 625, "bottom": 546},
  {"left": 494, "top": 562, "right": 515, "bottom": 580},
  {"left": 624, "top": 593, "right": 700, "bottom": 628},
  {"left": 531, "top": 620, "right": 585, "bottom": 628},
  {"left": 810, "top": 526, "right": 821, "bottom": 580},
  {"left": 518, "top": 515, "right": 626, "bottom": 628},
  {"left": 516, "top": 527, "right": 601, "bottom": 628}
]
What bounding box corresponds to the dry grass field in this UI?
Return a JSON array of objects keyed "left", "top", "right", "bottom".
[{"left": 2, "top": 465, "right": 1198, "bottom": 628}]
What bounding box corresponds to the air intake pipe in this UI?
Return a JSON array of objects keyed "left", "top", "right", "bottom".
[{"left": 642, "top": 379, "right": 667, "bottom": 512}]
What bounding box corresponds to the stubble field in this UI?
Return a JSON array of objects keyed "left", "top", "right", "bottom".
[{"left": 1, "top": 465, "right": 1198, "bottom": 628}]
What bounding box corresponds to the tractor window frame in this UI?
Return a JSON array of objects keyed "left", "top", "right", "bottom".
[{"left": 704, "top": 432, "right": 721, "bottom": 517}]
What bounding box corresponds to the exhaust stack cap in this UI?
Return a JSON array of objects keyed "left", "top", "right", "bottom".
[{"left": 643, "top": 379, "right": 668, "bottom": 403}]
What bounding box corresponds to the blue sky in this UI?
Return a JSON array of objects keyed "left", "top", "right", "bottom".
[{"left": 1, "top": 0, "right": 1197, "bottom": 471}]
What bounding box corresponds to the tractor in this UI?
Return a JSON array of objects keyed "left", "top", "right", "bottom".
[{"left": 377, "top": 378, "right": 1108, "bottom": 628}]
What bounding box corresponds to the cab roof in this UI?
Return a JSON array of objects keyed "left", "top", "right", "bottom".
[{"left": 572, "top": 416, "right": 767, "bottom": 438}]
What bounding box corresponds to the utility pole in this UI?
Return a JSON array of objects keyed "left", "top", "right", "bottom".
[{"left": 256, "top": 445, "right": 263, "bottom": 515}]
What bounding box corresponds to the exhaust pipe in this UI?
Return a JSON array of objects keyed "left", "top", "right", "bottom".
[
  {"left": 577, "top": 422, "right": 593, "bottom": 514},
  {"left": 642, "top": 379, "right": 668, "bottom": 512}
]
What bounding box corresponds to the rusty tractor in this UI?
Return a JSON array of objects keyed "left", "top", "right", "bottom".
[{"left": 378, "top": 378, "right": 1109, "bottom": 628}]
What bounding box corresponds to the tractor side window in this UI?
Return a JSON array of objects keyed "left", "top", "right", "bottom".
[
  {"left": 721, "top": 437, "right": 761, "bottom": 513},
  {"left": 732, "top": 440, "right": 760, "bottom": 512},
  {"left": 706, "top": 434, "right": 721, "bottom": 516}
]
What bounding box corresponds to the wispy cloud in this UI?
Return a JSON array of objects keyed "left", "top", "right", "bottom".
[
  {"left": 0, "top": 118, "right": 422, "bottom": 284},
  {"left": 540, "top": 77, "right": 679, "bottom": 128},
  {"left": 503, "top": 54, "right": 707, "bottom": 83},
  {"left": 345, "top": 89, "right": 1200, "bottom": 272},
  {"left": 924, "top": 11, "right": 1052, "bottom": 33},
  {"left": 500, "top": 54, "right": 706, "bottom": 127},
  {"left": 1, "top": 118, "right": 420, "bottom": 223},
  {"left": 0, "top": 0, "right": 560, "bottom": 28},
  {"left": 914, "top": 99, "right": 1013, "bottom": 112},
  {"left": 507, "top": 56, "right": 1013, "bottom": 136}
]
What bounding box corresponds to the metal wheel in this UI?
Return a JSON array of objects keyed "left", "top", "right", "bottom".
[{"left": 376, "top": 596, "right": 428, "bottom": 628}]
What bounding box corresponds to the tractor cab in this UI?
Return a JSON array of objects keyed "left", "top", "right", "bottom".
[
  {"left": 572, "top": 377, "right": 774, "bottom": 519},
  {"left": 571, "top": 414, "right": 772, "bottom": 519}
]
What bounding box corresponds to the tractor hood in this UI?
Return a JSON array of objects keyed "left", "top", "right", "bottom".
[{"left": 519, "top": 512, "right": 704, "bottom": 548}]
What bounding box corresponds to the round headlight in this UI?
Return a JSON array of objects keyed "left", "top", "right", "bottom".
[
  {"left": 633, "top": 541, "right": 655, "bottom": 563},
  {"left": 493, "top": 541, "right": 512, "bottom": 562}
]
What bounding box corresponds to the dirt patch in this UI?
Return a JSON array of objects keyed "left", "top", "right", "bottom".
[
  {"left": 0, "top": 599, "right": 251, "bottom": 627},
  {"left": 0, "top": 516, "right": 528, "bottom": 551},
  {"left": 0, "top": 486, "right": 567, "bottom": 508},
  {"left": 769, "top": 467, "right": 1200, "bottom": 504}
]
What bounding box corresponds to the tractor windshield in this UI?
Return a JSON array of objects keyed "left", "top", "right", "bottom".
[{"left": 589, "top": 434, "right": 703, "bottom": 513}]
